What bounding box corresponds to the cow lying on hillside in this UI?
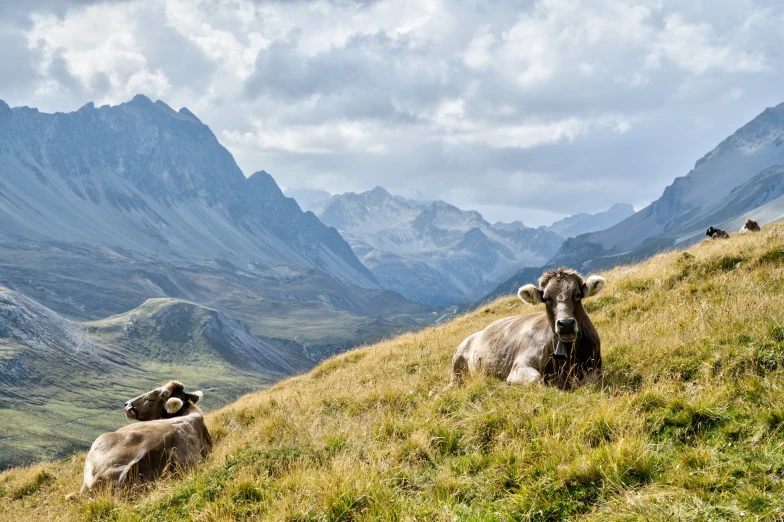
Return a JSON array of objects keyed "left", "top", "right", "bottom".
[
  {"left": 80, "top": 381, "right": 212, "bottom": 492},
  {"left": 706, "top": 226, "right": 730, "bottom": 239},
  {"left": 740, "top": 219, "right": 761, "bottom": 233},
  {"left": 447, "top": 268, "right": 606, "bottom": 390}
]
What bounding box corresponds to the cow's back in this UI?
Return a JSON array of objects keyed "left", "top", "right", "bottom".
[{"left": 466, "top": 313, "right": 549, "bottom": 378}]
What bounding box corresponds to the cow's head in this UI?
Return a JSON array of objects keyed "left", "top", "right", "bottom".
[
  {"left": 124, "top": 381, "right": 203, "bottom": 421},
  {"left": 706, "top": 226, "right": 717, "bottom": 237},
  {"left": 518, "top": 268, "right": 605, "bottom": 350}
]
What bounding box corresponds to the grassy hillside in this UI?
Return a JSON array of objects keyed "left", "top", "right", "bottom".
[{"left": 5, "top": 224, "right": 784, "bottom": 520}]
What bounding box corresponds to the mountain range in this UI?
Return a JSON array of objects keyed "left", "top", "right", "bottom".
[
  {"left": 289, "top": 187, "right": 633, "bottom": 306},
  {"left": 0, "top": 96, "right": 432, "bottom": 359},
  {"left": 0, "top": 95, "right": 375, "bottom": 287}
]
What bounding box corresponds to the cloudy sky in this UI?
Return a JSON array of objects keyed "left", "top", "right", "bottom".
[{"left": 2, "top": 0, "right": 783, "bottom": 225}]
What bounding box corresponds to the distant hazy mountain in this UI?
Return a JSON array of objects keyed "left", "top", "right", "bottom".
[
  {"left": 547, "top": 102, "right": 784, "bottom": 273},
  {"left": 284, "top": 188, "right": 333, "bottom": 211},
  {"left": 286, "top": 185, "right": 635, "bottom": 306},
  {"left": 0, "top": 95, "right": 375, "bottom": 288},
  {"left": 493, "top": 204, "right": 635, "bottom": 239},
  {"left": 493, "top": 221, "right": 527, "bottom": 232},
  {"left": 544, "top": 203, "right": 635, "bottom": 238},
  {"left": 302, "top": 186, "right": 563, "bottom": 305}
]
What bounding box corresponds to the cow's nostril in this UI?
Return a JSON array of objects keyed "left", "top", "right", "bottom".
[{"left": 556, "top": 318, "right": 576, "bottom": 331}]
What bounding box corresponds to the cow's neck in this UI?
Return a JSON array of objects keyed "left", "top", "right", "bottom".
[
  {"left": 163, "top": 403, "right": 202, "bottom": 420},
  {"left": 575, "top": 309, "right": 599, "bottom": 356}
]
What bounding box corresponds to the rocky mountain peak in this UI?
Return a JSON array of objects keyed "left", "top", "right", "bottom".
[
  {"left": 696, "top": 102, "right": 784, "bottom": 169},
  {"left": 177, "top": 107, "right": 202, "bottom": 124},
  {"left": 369, "top": 186, "right": 392, "bottom": 198},
  {"left": 128, "top": 93, "right": 154, "bottom": 107},
  {"left": 493, "top": 220, "right": 526, "bottom": 231},
  {"left": 247, "top": 170, "right": 281, "bottom": 193}
]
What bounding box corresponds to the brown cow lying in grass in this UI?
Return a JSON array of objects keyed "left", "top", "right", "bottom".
[
  {"left": 740, "top": 219, "right": 761, "bottom": 233},
  {"left": 448, "top": 268, "right": 606, "bottom": 390},
  {"left": 706, "top": 226, "right": 730, "bottom": 239},
  {"left": 80, "top": 381, "right": 211, "bottom": 493}
]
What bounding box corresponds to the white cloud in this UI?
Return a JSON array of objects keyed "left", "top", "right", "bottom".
[
  {"left": 163, "top": 0, "right": 267, "bottom": 80},
  {"left": 647, "top": 13, "right": 769, "bottom": 74},
  {"left": 464, "top": 27, "right": 496, "bottom": 70},
  {"left": 223, "top": 120, "right": 391, "bottom": 155},
  {"left": 26, "top": 2, "right": 172, "bottom": 102}
]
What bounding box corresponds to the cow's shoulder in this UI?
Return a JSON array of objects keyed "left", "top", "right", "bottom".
[
  {"left": 477, "top": 313, "right": 548, "bottom": 349},
  {"left": 492, "top": 312, "right": 547, "bottom": 336},
  {"left": 486, "top": 312, "right": 545, "bottom": 330},
  {"left": 114, "top": 419, "right": 184, "bottom": 449}
]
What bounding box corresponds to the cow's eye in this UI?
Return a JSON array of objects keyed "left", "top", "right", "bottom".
[{"left": 145, "top": 397, "right": 154, "bottom": 402}]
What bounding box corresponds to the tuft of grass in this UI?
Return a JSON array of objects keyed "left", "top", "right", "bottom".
[
  {"left": 756, "top": 247, "right": 784, "bottom": 265},
  {"left": 11, "top": 470, "right": 54, "bottom": 500},
  {"left": 82, "top": 499, "right": 119, "bottom": 522}
]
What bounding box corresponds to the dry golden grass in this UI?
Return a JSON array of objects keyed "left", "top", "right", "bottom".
[{"left": 5, "top": 224, "right": 784, "bottom": 520}]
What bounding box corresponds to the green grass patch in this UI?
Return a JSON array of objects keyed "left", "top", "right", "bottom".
[{"left": 11, "top": 470, "right": 54, "bottom": 500}]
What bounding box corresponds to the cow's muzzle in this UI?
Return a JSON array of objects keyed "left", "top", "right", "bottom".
[
  {"left": 124, "top": 402, "right": 137, "bottom": 420},
  {"left": 556, "top": 318, "right": 578, "bottom": 343}
]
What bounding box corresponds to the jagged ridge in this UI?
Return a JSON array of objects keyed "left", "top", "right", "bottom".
[{"left": 0, "top": 95, "right": 376, "bottom": 288}]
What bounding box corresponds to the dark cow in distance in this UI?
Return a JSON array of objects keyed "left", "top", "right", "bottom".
[
  {"left": 740, "top": 219, "right": 761, "bottom": 233},
  {"left": 706, "top": 226, "right": 730, "bottom": 239},
  {"left": 80, "top": 381, "right": 212, "bottom": 493},
  {"left": 447, "top": 268, "right": 606, "bottom": 390}
]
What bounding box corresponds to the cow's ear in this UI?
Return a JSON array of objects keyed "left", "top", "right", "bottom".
[
  {"left": 188, "top": 391, "right": 203, "bottom": 404},
  {"left": 581, "top": 276, "right": 606, "bottom": 298},
  {"left": 518, "top": 284, "right": 543, "bottom": 305},
  {"left": 165, "top": 397, "right": 183, "bottom": 414}
]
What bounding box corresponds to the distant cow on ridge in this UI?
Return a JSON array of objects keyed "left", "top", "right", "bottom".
[
  {"left": 80, "top": 381, "right": 212, "bottom": 493},
  {"left": 447, "top": 268, "right": 606, "bottom": 390},
  {"left": 706, "top": 226, "right": 730, "bottom": 239},
  {"left": 740, "top": 219, "right": 761, "bottom": 233}
]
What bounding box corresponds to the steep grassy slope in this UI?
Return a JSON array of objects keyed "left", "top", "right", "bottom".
[{"left": 5, "top": 224, "right": 784, "bottom": 520}]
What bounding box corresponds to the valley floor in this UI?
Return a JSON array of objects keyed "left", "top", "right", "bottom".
[{"left": 5, "top": 224, "right": 784, "bottom": 520}]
